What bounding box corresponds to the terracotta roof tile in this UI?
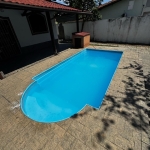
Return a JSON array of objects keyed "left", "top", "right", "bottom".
[{"left": 2, "top": 0, "right": 81, "bottom": 12}]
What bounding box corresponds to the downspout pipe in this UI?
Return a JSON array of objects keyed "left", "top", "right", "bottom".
[{"left": 141, "top": 4, "right": 145, "bottom": 16}]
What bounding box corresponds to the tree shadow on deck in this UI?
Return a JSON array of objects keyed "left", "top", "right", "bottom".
[{"left": 71, "top": 61, "right": 150, "bottom": 150}]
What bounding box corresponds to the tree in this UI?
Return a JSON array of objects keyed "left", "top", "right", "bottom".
[
  {"left": 95, "top": 0, "right": 103, "bottom": 6},
  {"left": 69, "top": 0, "right": 103, "bottom": 31}
]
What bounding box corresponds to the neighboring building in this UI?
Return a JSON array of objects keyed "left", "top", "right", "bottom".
[
  {"left": 142, "top": 0, "right": 150, "bottom": 15},
  {"left": 98, "top": 0, "right": 150, "bottom": 19},
  {"left": 0, "top": 0, "right": 88, "bottom": 63}
]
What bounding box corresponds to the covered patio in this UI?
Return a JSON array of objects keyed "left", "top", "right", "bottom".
[{"left": 0, "top": 0, "right": 91, "bottom": 75}]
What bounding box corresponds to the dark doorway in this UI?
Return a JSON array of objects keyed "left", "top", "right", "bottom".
[
  {"left": 0, "top": 16, "right": 20, "bottom": 61},
  {"left": 75, "top": 38, "right": 81, "bottom": 48}
]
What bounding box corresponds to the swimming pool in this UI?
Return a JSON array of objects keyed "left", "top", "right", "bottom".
[{"left": 21, "top": 49, "right": 123, "bottom": 123}]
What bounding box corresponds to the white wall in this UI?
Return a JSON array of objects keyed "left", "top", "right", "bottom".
[
  {"left": 61, "top": 15, "right": 150, "bottom": 45},
  {"left": 0, "top": 9, "right": 58, "bottom": 47},
  {"left": 99, "top": 0, "right": 144, "bottom": 20}
]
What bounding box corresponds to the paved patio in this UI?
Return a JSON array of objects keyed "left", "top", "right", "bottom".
[{"left": 0, "top": 43, "right": 150, "bottom": 150}]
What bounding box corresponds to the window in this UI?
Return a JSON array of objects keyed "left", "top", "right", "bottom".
[
  {"left": 128, "top": 1, "right": 134, "bottom": 10},
  {"left": 146, "top": 0, "right": 150, "bottom": 7},
  {"left": 27, "top": 13, "right": 48, "bottom": 35}
]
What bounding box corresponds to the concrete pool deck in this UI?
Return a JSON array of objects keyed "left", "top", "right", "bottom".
[{"left": 0, "top": 43, "right": 150, "bottom": 150}]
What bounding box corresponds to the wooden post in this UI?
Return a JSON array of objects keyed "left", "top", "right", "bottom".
[
  {"left": 46, "top": 11, "right": 58, "bottom": 55},
  {"left": 76, "top": 14, "right": 79, "bottom": 33}
]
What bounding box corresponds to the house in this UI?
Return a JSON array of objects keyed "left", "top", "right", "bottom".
[
  {"left": 98, "top": 0, "right": 150, "bottom": 20},
  {"left": 142, "top": 0, "right": 150, "bottom": 15},
  {"left": 0, "top": 0, "right": 91, "bottom": 74}
]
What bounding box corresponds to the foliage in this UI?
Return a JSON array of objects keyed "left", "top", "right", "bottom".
[
  {"left": 69, "top": 0, "right": 103, "bottom": 22},
  {"left": 94, "top": 0, "right": 103, "bottom": 6}
]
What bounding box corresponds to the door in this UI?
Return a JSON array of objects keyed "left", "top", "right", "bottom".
[{"left": 0, "top": 16, "right": 20, "bottom": 61}]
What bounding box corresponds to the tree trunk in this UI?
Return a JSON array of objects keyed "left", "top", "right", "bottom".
[{"left": 81, "top": 20, "right": 85, "bottom": 32}]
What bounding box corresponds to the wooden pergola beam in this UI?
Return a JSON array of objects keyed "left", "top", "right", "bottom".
[
  {"left": 46, "top": 11, "right": 57, "bottom": 55},
  {"left": 76, "top": 14, "right": 79, "bottom": 32}
]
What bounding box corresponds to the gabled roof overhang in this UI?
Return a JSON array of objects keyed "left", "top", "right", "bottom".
[{"left": 0, "top": 1, "right": 92, "bottom": 15}]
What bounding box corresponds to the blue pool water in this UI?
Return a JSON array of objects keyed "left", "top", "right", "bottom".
[{"left": 21, "top": 49, "right": 123, "bottom": 123}]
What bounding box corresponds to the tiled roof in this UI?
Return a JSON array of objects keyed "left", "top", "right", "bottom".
[
  {"left": 98, "top": 0, "right": 121, "bottom": 9},
  {"left": 2, "top": 0, "right": 81, "bottom": 12}
]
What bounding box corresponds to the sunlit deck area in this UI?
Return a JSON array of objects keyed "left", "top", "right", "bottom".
[{"left": 0, "top": 43, "right": 150, "bottom": 150}]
